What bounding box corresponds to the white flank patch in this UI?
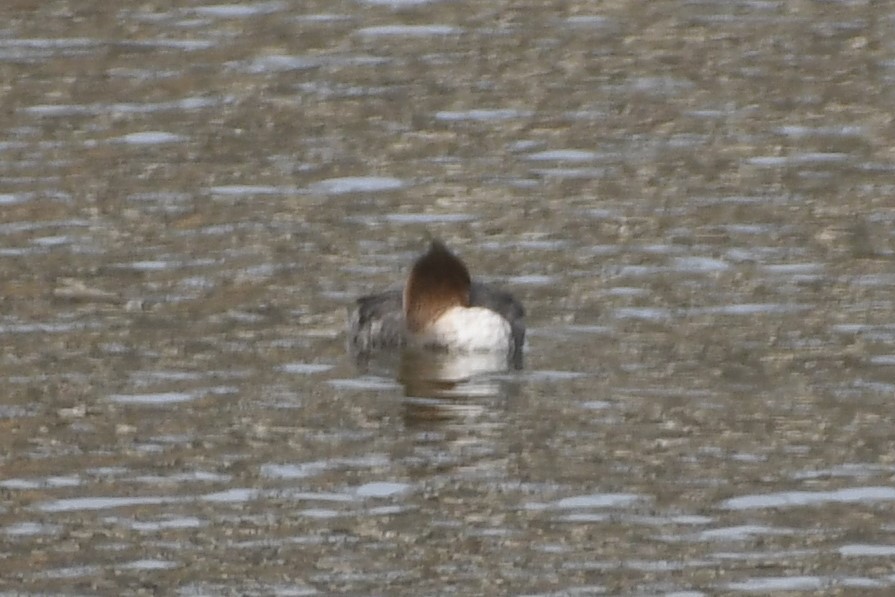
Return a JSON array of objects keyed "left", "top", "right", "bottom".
[{"left": 409, "top": 306, "right": 511, "bottom": 353}]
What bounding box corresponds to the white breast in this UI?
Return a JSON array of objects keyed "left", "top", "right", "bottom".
[{"left": 408, "top": 306, "right": 512, "bottom": 353}]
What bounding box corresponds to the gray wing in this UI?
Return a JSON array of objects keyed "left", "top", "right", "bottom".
[
  {"left": 347, "top": 289, "right": 405, "bottom": 353},
  {"left": 470, "top": 282, "right": 526, "bottom": 363},
  {"left": 470, "top": 282, "right": 524, "bottom": 322}
]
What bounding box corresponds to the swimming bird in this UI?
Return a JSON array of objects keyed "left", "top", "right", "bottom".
[{"left": 348, "top": 240, "right": 525, "bottom": 364}]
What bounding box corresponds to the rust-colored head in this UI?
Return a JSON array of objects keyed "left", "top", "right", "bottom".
[{"left": 403, "top": 240, "right": 471, "bottom": 332}]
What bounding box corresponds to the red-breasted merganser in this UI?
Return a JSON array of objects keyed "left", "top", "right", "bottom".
[{"left": 348, "top": 240, "right": 525, "bottom": 361}]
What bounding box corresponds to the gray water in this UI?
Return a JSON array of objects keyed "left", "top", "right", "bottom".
[{"left": 2, "top": 0, "right": 895, "bottom": 594}]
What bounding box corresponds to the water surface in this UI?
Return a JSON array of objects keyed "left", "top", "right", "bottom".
[{"left": 2, "top": 0, "right": 895, "bottom": 594}]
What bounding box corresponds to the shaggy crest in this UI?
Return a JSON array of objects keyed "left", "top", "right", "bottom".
[{"left": 403, "top": 240, "right": 471, "bottom": 333}]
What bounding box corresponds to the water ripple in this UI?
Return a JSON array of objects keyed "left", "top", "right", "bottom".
[{"left": 721, "top": 486, "right": 895, "bottom": 510}]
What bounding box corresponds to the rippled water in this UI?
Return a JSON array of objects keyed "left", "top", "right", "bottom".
[{"left": 2, "top": 0, "right": 895, "bottom": 594}]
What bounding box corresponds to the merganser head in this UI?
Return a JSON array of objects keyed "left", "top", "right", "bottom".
[{"left": 403, "top": 240, "right": 471, "bottom": 333}]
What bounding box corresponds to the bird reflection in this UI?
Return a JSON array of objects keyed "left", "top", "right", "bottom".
[
  {"left": 399, "top": 349, "right": 510, "bottom": 397},
  {"left": 352, "top": 347, "right": 520, "bottom": 424},
  {"left": 398, "top": 349, "right": 515, "bottom": 425}
]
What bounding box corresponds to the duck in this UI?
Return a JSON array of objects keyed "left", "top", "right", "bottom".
[{"left": 348, "top": 240, "right": 525, "bottom": 363}]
